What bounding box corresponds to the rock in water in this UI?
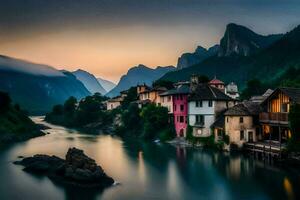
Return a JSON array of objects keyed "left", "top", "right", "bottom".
[{"left": 14, "top": 148, "right": 114, "bottom": 188}]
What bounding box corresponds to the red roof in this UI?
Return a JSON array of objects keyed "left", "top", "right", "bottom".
[{"left": 209, "top": 77, "right": 224, "bottom": 85}]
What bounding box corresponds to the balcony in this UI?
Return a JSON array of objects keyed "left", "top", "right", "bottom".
[
  {"left": 193, "top": 122, "right": 205, "bottom": 127},
  {"left": 259, "top": 112, "right": 288, "bottom": 125}
]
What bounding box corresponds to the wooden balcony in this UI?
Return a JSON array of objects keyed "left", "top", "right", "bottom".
[{"left": 259, "top": 112, "right": 288, "bottom": 125}]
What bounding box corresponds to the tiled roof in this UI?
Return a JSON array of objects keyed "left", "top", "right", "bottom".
[
  {"left": 209, "top": 78, "right": 224, "bottom": 85},
  {"left": 250, "top": 89, "right": 273, "bottom": 103},
  {"left": 189, "top": 84, "right": 233, "bottom": 101},
  {"left": 261, "top": 87, "right": 300, "bottom": 105},
  {"left": 139, "top": 86, "right": 167, "bottom": 94},
  {"left": 160, "top": 85, "right": 190, "bottom": 96},
  {"left": 107, "top": 96, "right": 124, "bottom": 102},
  {"left": 224, "top": 101, "right": 261, "bottom": 116}
]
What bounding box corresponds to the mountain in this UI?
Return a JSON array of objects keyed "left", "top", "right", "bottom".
[
  {"left": 218, "top": 23, "right": 283, "bottom": 57},
  {"left": 72, "top": 69, "right": 106, "bottom": 95},
  {"left": 177, "top": 45, "right": 219, "bottom": 69},
  {"left": 160, "top": 24, "right": 300, "bottom": 89},
  {"left": 106, "top": 64, "right": 175, "bottom": 97},
  {"left": 0, "top": 55, "right": 91, "bottom": 114},
  {"left": 97, "top": 78, "right": 116, "bottom": 93}
]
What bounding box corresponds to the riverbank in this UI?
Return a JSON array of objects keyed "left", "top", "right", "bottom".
[
  {"left": 0, "top": 96, "right": 49, "bottom": 145},
  {"left": 0, "top": 118, "right": 49, "bottom": 145}
]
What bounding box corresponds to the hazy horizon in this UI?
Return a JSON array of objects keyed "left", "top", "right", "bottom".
[{"left": 1, "top": 0, "right": 299, "bottom": 83}]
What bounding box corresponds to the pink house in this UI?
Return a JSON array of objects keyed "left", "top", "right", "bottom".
[{"left": 160, "top": 84, "right": 190, "bottom": 137}]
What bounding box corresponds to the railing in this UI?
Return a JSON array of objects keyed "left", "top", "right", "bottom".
[{"left": 259, "top": 112, "right": 288, "bottom": 124}]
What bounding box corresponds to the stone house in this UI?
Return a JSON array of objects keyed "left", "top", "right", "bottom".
[{"left": 223, "top": 101, "right": 261, "bottom": 148}]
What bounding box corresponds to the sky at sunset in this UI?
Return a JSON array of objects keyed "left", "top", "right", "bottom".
[{"left": 0, "top": 0, "right": 300, "bottom": 83}]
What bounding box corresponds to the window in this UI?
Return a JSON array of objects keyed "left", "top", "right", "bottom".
[
  {"left": 240, "top": 130, "right": 244, "bottom": 140},
  {"left": 282, "top": 103, "right": 288, "bottom": 113},
  {"left": 180, "top": 116, "right": 184, "bottom": 123},
  {"left": 208, "top": 100, "right": 213, "bottom": 107},
  {"left": 168, "top": 96, "right": 171, "bottom": 102},
  {"left": 226, "top": 117, "right": 229, "bottom": 123},
  {"left": 180, "top": 95, "right": 183, "bottom": 100},
  {"left": 180, "top": 104, "right": 184, "bottom": 111},
  {"left": 174, "top": 105, "right": 177, "bottom": 111},
  {"left": 196, "top": 115, "right": 204, "bottom": 125},
  {"left": 239, "top": 117, "right": 243, "bottom": 123},
  {"left": 177, "top": 116, "right": 180, "bottom": 122},
  {"left": 196, "top": 101, "right": 203, "bottom": 107}
]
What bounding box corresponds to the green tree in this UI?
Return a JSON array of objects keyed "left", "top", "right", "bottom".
[
  {"left": 241, "top": 79, "right": 267, "bottom": 100},
  {"left": 197, "top": 75, "right": 210, "bottom": 83},
  {"left": 288, "top": 104, "right": 300, "bottom": 151},
  {"left": 152, "top": 80, "right": 174, "bottom": 90},
  {"left": 121, "top": 87, "right": 138, "bottom": 110},
  {"left": 52, "top": 104, "right": 64, "bottom": 115},
  {"left": 140, "top": 104, "right": 170, "bottom": 140},
  {"left": 121, "top": 103, "right": 142, "bottom": 136},
  {"left": 63, "top": 96, "right": 77, "bottom": 114},
  {"left": 0, "top": 91, "right": 11, "bottom": 113}
]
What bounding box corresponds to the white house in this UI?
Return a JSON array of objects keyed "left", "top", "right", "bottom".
[{"left": 188, "top": 79, "right": 236, "bottom": 137}]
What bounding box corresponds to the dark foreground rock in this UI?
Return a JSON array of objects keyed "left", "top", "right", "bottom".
[{"left": 14, "top": 147, "right": 114, "bottom": 188}]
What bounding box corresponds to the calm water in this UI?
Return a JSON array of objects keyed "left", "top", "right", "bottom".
[{"left": 0, "top": 117, "right": 298, "bottom": 200}]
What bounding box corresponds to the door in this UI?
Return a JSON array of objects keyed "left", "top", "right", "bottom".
[
  {"left": 179, "top": 129, "right": 184, "bottom": 137},
  {"left": 248, "top": 131, "right": 253, "bottom": 142}
]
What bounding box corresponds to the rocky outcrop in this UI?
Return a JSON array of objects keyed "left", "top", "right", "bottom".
[
  {"left": 218, "top": 23, "right": 283, "bottom": 57},
  {"left": 14, "top": 147, "right": 114, "bottom": 188}
]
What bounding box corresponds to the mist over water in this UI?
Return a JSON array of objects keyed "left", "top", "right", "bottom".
[{"left": 0, "top": 117, "right": 298, "bottom": 200}]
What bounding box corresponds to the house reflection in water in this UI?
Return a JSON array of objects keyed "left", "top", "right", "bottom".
[
  {"left": 137, "top": 151, "right": 147, "bottom": 187},
  {"left": 283, "top": 177, "right": 295, "bottom": 200}
]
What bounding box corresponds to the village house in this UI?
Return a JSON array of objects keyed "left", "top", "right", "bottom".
[
  {"left": 106, "top": 90, "right": 128, "bottom": 110},
  {"left": 259, "top": 88, "right": 300, "bottom": 144},
  {"left": 225, "top": 82, "right": 240, "bottom": 99},
  {"left": 160, "top": 83, "right": 190, "bottom": 137},
  {"left": 158, "top": 90, "right": 174, "bottom": 114},
  {"left": 188, "top": 75, "right": 236, "bottom": 137},
  {"left": 106, "top": 96, "right": 124, "bottom": 110},
  {"left": 138, "top": 86, "right": 167, "bottom": 105},
  {"left": 222, "top": 101, "right": 261, "bottom": 148},
  {"left": 249, "top": 89, "right": 273, "bottom": 103}
]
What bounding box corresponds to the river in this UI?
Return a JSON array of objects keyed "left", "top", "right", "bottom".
[{"left": 0, "top": 117, "right": 298, "bottom": 200}]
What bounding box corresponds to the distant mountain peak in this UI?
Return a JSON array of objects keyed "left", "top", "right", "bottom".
[
  {"left": 72, "top": 69, "right": 106, "bottom": 94},
  {"left": 106, "top": 65, "right": 175, "bottom": 97},
  {"left": 177, "top": 45, "right": 219, "bottom": 69},
  {"left": 97, "top": 77, "right": 116, "bottom": 93}
]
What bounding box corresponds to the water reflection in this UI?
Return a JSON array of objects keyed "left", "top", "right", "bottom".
[
  {"left": 284, "top": 177, "right": 295, "bottom": 200},
  {"left": 0, "top": 117, "right": 299, "bottom": 200}
]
